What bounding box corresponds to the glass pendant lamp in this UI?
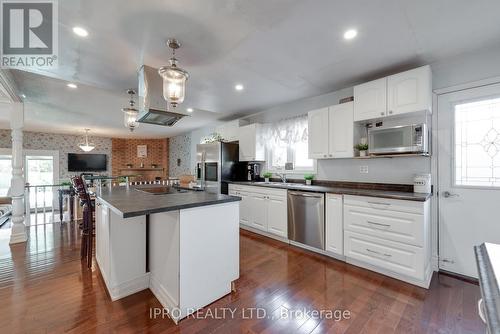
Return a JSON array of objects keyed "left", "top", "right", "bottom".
[{"left": 158, "top": 39, "right": 189, "bottom": 108}]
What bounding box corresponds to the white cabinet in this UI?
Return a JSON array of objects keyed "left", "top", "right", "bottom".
[
  {"left": 215, "top": 119, "right": 248, "bottom": 142},
  {"left": 329, "top": 102, "right": 354, "bottom": 158},
  {"left": 325, "top": 194, "right": 343, "bottom": 256},
  {"left": 353, "top": 65, "right": 432, "bottom": 122},
  {"left": 249, "top": 194, "right": 268, "bottom": 231},
  {"left": 343, "top": 195, "right": 432, "bottom": 288},
  {"left": 308, "top": 107, "right": 329, "bottom": 159},
  {"left": 239, "top": 124, "right": 265, "bottom": 161},
  {"left": 267, "top": 194, "right": 288, "bottom": 238},
  {"left": 353, "top": 78, "right": 387, "bottom": 121},
  {"left": 387, "top": 66, "right": 432, "bottom": 116},
  {"left": 308, "top": 102, "right": 354, "bottom": 159},
  {"left": 228, "top": 184, "right": 287, "bottom": 238}
]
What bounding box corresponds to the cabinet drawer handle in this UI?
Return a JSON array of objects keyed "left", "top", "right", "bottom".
[
  {"left": 367, "top": 201, "right": 390, "bottom": 206},
  {"left": 366, "top": 248, "right": 392, "bottom": 257},
  {"left": 323, "top": 154, "right": 327, "bottom": 158},
  {"left": 380, "top": 112, "right": 385, "bottom": 116},
  {"left": 367, "top": 221, "right": 391, "bottom": 228},
  {"left": 388, "top": 110, "right": 393, "bottom": 114}
]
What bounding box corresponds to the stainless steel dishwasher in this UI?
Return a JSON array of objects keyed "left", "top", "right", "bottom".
[{"left": 287, "top": 190, "right": 325, "bottom": 250}]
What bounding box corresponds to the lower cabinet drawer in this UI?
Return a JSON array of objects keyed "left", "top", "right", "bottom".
[
  {"left": 344, "top": 204, "right": 424, "bottom": 247},
  {"left": 344, "top": 231, "right": 425, "bottom": 280}
]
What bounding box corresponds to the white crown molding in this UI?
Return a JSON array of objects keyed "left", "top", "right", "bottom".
[{"left": 0, "top": 69, "right": 21, "bottom": 103}]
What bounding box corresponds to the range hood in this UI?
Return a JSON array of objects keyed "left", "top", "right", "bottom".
[{"left": 137, "top": 65, "right": 188, "bottom": 126}]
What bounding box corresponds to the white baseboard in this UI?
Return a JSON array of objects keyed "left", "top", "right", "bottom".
[
  {"left": 432, "top": 255, "right": 439, "bottom": 272},
  {"left": 240, "top": 225, "right": 288, "bottom": 243},
  {"left": 97, "top": 259, "right": 150, "bottom": 301},
  {"left": 289, "top": 240, "right": 345, "bottom": 261},
  {"left": 346, "top": 257, "right": 433, "bottom": 289}
]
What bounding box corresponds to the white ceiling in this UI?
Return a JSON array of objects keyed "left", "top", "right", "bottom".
[{"left": 3, "top": 0, "right": 500, "bottom": 138}]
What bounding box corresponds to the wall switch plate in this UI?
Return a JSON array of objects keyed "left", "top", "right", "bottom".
[{"left": 359, "top": 166, "right": 368, "bottom": 174}]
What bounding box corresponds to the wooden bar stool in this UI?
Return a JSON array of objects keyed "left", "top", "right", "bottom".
[{"left": 71, "top": 176, "right": 94, "bottom": 268}]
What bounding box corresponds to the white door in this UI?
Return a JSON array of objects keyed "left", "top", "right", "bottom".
[
  {"left": 238, "top": 124, "right": 255, "bottom": 161},
  {"left": 329, "top": 102, "right": 354, "bottom": 158},
  {"left": 387, "top": 65, "right": 432, "bottom": 116},
  {"left": 353, "top": 78, "right": 387, "bottom": 121},
  {"left": 438, "top": 83, "right": 500, "bottom": 278},
  {"left": 239, "top": 191, "right": 252, "bottom": 226},
  {"left": 325, "top": 193, "right": 343, "bottom": 255},
  {"left": 266, "top": 195, "right": 287, "bottom": 238},
  {"left": 308, "top": 107, "right": 329, "bottom": 159},
  {"left": 249, "top": 194, "right": 267, "bottom": 231}
]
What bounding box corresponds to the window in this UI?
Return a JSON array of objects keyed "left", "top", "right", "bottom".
[
  {"left": 265, "top": 115, "right": 315, "bottom": 173},
  {"left": 455, "top": 96, "right": 500, "bottom": 187},
  {"left": 0, "top": 155, "right": 12, "bottom": 196}
]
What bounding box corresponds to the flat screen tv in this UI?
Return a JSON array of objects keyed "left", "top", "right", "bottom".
[{"left": 68, "top": 153, "right": 107, "bottom": 172}]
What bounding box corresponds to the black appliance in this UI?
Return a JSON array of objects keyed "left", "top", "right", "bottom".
[
  {"left": 247, "top": 163, "right": 261, "bottom": 181},
  {"left": 68, "top": 153, "right": 107, "bottom": 172},
  {"left": 196, "top": 142, "right": 247, "bottom": 194}
]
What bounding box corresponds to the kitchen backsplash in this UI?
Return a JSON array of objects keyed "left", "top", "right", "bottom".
[
  {"left": 0, "top": 129, "right": 112, "bottom": 181},
  {"left": 168, "top": 133, "right": 192, "bottom": 177}
]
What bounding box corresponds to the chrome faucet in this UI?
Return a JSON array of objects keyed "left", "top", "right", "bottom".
[{"left": 276, "top": 173, "right": 287, "bottom": 183}]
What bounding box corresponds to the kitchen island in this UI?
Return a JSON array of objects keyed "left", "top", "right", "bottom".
[{"left": 95, "top": 186, "right": 241, "bottom": 323}]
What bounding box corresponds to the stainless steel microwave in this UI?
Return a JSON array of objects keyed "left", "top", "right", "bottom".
[{"left": 368, "top": 124, "right": 428, "bottom": 155}]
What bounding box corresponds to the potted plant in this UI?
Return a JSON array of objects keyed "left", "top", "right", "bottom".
[
  {"left": 355, "top": 143, "right": 369, "bottom": 157},
  {"left": 304, "top": 174, "right": 314, "bottom": 185},
  {"left": 263, "top": 172, "right": 273, "bottom": 183}
]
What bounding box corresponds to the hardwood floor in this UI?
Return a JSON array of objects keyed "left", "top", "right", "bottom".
[{"left": 0, "top": 222, "right": 484, "bottom": 333}]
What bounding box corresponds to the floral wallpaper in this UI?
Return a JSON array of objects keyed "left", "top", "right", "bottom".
[
  {"left": 168, "top": 133, "right": 192, "bottom": 177},
  {"left": 0, "top": 129, "right": 112, "bottom": 181}
]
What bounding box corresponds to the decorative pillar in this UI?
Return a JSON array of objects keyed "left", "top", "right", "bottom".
[{"left": 10, "top": 102, "right": 27, "bottom": 244}]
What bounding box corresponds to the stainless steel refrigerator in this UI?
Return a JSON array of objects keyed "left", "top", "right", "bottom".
[{"left": 196, "top": 142, "right": 247, "bottom": 194}]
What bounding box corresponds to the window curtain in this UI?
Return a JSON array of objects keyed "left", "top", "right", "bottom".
[{"left": 261, "top": 115, "right": 308, "bottom": 163}]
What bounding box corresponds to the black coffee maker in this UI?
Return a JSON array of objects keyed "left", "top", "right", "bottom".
[{"left": 247, "top": 163, "right": 260, "bottom": 181}]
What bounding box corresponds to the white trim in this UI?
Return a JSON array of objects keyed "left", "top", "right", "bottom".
[{"left": 434, "top": 75, "right": 500, "bottom": 95}]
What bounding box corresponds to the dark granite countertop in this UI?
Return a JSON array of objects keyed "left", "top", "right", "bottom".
[
  {"left": 475, "top": 243, "right": 500, "bottom": 333},
  {"left": 228, "top": 181, "right": 431, "bottom": 202},
  {"left": 97, "top": 186, "right": 241, "bottom": 218}
]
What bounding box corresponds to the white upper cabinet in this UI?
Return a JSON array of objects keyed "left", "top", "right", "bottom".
[
  {"left": 215, "top": 119, "right": 248, "bottom": 142},
  {"left": 239, "top": 123, "right": 265, "bottom": 161},
  {"left": 387, "top": 65, "right": 432, "bottom": 116},
  {"left": 308, "top": 103, "right": 354, "bottom": 159},
  {"left": 353, "top": 78, "right": 387, "bottom": 121},
  {"left": 308, "top": 107, "right": 329, "bottom": 159},
  {"left": 354, "top": 65, "right": 432, "bottom": 122},
  {"left": 329, "top": 102, "right": 354, "bottom": 158}
]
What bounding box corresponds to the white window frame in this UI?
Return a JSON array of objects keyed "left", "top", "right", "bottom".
[{"left": 265, "top": 147, "right": 317, "bottom": 175}]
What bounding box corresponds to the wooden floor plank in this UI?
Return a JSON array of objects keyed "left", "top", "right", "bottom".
[{"left": 0, "top": 223, "right": 485, "bottom": 333}]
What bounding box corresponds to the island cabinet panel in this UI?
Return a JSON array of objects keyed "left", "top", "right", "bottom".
[
  {"left": 148, "top": 201, "right": 240, "bottom": 323},
  {"left": 95, "top": 201, "right": 148, "bottom": 301}
]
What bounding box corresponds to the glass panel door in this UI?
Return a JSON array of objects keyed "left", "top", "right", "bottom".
[{"left": 26, "top": 155, "right": 55, "bottom": 209}]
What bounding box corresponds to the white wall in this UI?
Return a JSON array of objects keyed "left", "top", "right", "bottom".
[{"left": 171, "top": 45, "right": 500, "bottom": 184}]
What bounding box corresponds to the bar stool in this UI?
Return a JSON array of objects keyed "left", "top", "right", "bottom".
[{"left": 71, "top": 176, "right": 94, "bottom": 268}]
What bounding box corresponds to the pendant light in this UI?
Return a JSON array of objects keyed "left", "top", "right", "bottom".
[
  {"left": 158, "top": 39, "right": 189, "bottom": 108},
  {"left": 79, "top": 129, "right": 95, "bottom": 152},
  {"left": 121, "top": 89, "right": 139, "bottom": 131}
]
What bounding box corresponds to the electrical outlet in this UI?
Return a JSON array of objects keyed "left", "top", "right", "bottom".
[{"left": 359, "top": 166, "right": 368, "bottom": 174}]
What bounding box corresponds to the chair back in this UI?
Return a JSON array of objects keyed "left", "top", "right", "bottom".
[{"left": 70, "top": 176, "right": 91, "bottom": 206}]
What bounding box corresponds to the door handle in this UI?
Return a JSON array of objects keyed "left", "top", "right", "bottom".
[
  {"left": 442, "top": 191, "right": 459, "bottom": 198},
  {"left": 289, "top": 192, "right": 323, "bottom": 198},
  {"left": 367, "top": 221, "right": 391, "bottom": 228}
]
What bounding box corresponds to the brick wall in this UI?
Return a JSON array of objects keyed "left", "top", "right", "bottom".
[{"left": 112, "top": 138, "right": 169, "bottom": 180}]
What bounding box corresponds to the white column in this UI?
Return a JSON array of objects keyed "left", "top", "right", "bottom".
[{"left": 10, "top": 102, "right": 27, "bottom": 244}]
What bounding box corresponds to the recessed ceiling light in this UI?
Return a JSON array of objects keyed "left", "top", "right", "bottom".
[
  {"left": 235, "top": 84, "right": 244, "bottom": 91},
  {"left": 72, "top": 26, "right": 89, "bottom": 37},
  {"left": 343, "top": 29, "right": 358, "bottom": 40},
  {"left": 20, "top": 93, "right": 26, "bottom": 99},
  {"left": 186, "top": 108, "right": 193, "bottom": 112},
  {"left": 67, "top": 83, "right": 78, "bottom": 89}
]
